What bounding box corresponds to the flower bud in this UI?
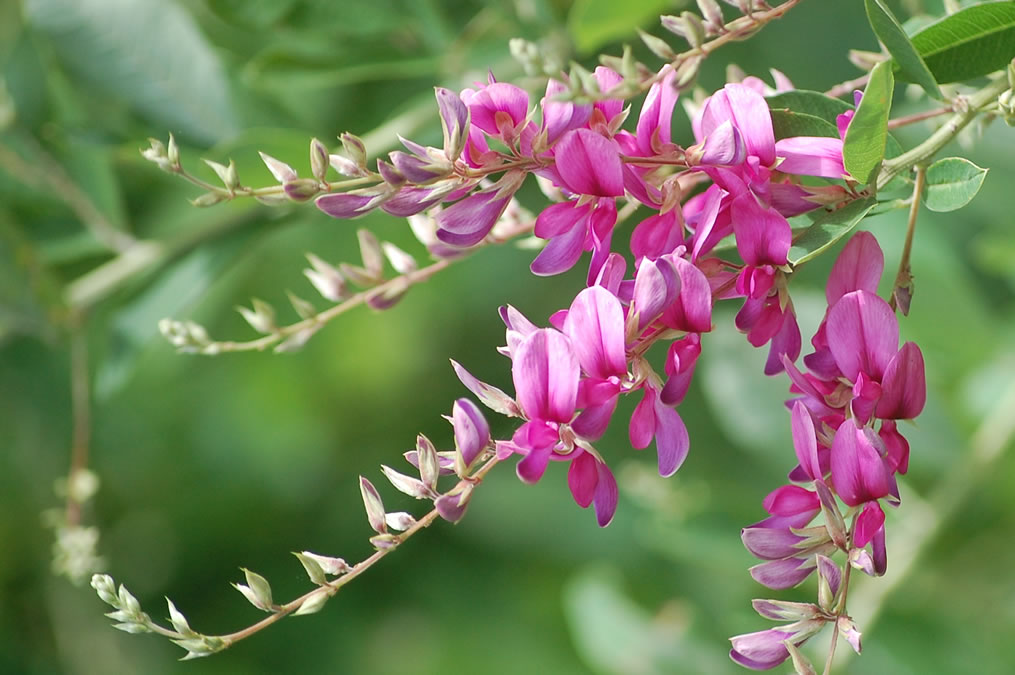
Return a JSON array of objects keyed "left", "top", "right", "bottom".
[
  {"left": 452, "top": 398, "right": 491, "bottom": 476},
  {"left": 298, "top": 551, "right": 351, "bottom": 576},
  {"left": 293, "top": 589, "right": 330, "bottom": 616},
  {"left": 310, "top": 138, "right": 329, "bottom": 183},
  {"left": 233, "top": 568, "right": 273, "bottom": 611},
  {"left": 381, "top": 465, "right": 435, "bottom": 500},
  {"left": 236, "top": 299, "right": 277, "bottom": 334},
  {"left": 638, "top": 29, "right": 676, "bottom": 60},
  {"left": 341, "top": 132, "right": 367, "bottom": 168},
  {"left": 359, "top": 476, "right": 387, "bottom": 534},
  {"left": 259, "top": 152, "right": 297, "bottom": 183},
  {"left": 304, "top": 253, "right": 348, "bottom": 302},
  {"left": 166, "top": 598, "right": 195, "bottom": 636},
  {"left": 384, "top": 511, "right": 417, "bottom": 531}
]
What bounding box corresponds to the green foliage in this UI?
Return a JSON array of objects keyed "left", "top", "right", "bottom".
[
  {"left": 766, "top": 90, "right": 852, "bottom": 123},
  {"left": 769, "top": 110, "right": 839, "bottom": 140},
  {"left": 23, "top": 0, "right": 238, "bottom": 143},
  {"left": 922, "top": 157, "right": 989, "bottom": 212},
  {"left": 910, "top": 1, "right": 1015, "bottom": 84},
  {"left": 567, "top": 0, "right": 672, "bottom": 53},
  {"left": 865, "top": 0, "right": 943, "bottom": 99},
  {"left": 843, "top": 60, "right": 894, "bottom": 186},
  {"left": 788, "top": 197, "right": 879, "bottom": 266}
]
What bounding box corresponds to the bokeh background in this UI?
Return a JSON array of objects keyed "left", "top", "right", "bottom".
[{"left": 2, "top": 0, "right": 1015, "bottom": 673}]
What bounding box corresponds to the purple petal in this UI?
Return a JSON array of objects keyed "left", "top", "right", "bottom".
[
  {"left": 630, "top": 210, "right": 684, "bottom": 263},
  {"left": 435, "top": 491, "right": 470, "bottom": 522},
  {"left": 512, "top": 329, "right": 579, "bottom": 423},
  {"left": 763, "top": 307, "right": 801, "bottom": 376},
  {"left": 380, "top": 186, "right": 444, "bottom": 217},
  {"left": 632, "top": 257, "right": 681, "bottom": 331},
  {"left": 830, "top": 419, "right": 894, "bottom": 507},
  {"left": 731, "top": 193, "right": 791, "bottom": 267},
  {"left": 453, "top": 398, "right": 491, "bottom": 469},
  {"left": 567, "top": 451, "right": 598, "bottom": 508},
  {"left": 689, "top": 185, "right": 727, "bottom": 261},
  {"left": 876, "top": 341, "right": 926, "bottom": 420},
  {"left": 593, "top": 460, "right": 618, "bottom": 527},
  {"left": 564, "top": 286, "right": 627, "bottom": 379},
  {"left": 467, "top": 82, "right": 529, "bottom": 136},
  {"left": 516, "top": 439, "right": 553, "bottom": 484},
  {"left": 661, "top": 256, "right": 713, "bottom": 334},
  {"left": 791, "top": 401, "right": 822, "bottom": 481},
  {"left": 694, "top": 120, "right": 746, "bottom": 166},
  {"left": 700, "top": 84, "right": 776, "bottom": 166},
  {"left": 741, "top": 526, "right": 807, "bottom": 560},
  {"left": 762, "top": 484, "right": 819, "bottom": 517},
  {"left": 749, "top": 557, "right": 817, "bottom": 589},
  {"left": 450, "top": 359, "right": 521, "bottom": 417},
  {"left": 555, "top": 129, "right": 624, "bottom": 197},
  {"left": 635, "top": 65, "right": 678, "bottom": 155},
  {"left": 854, "top": 501, "right": 885, "bottom": 548},
  {"left": 872, "top": 524, "right": 887, "bottom": 575},
  {"left": 629, "top": 387, "right": 656, "bottom": 450},
  {"left": 534, "top": 201, "right": 590, "bottom": 238},
  {"left": 435, "top": 87, "right": 470, "bottom": 161},
  {"left": 775, "top": 137, "right": 845, "bottom": 178},
  {"left": 826, "top": 231, "right": 884, "bottom": 305},
  {"left": 592, "top": 66, "right": 624, "bottom": 121},
  {"left": 654, "top": 390, "right": 690, "bottom": 477},
  {"left": 316, "top": 192, "right": 382, "bottom": 219},
  {"left": 571, "top": 395, "right": 619, "bottom": 440},
  {"left": 729, "top": 630, "right": 794, "bottom": 670},
  {"left": 436, "top": 190, "right": 512, "bottom": 247},
  {"left": 826, "top": 290, "right": 899, "bottom": 382},
  {"left": 816, "top": 554, "right": 842, "bottom": 598},
  {"left": 530, "top": 213, "right": 589, "bottom": 276},
  {"left": 542, "top": 77, "right": 592, "bottom": 146}
]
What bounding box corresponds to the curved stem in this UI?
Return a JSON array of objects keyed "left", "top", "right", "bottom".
[{"left": 888, "top": 163, "right": 925, "bottom": 313}]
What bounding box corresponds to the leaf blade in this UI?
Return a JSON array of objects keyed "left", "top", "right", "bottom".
[
  {"left": 842, "top": 61, "right": 894, "bottom": 186},
  {"left": 922, "top": 157, "right": 988, "bottom": 212},
  {"left": 788, "top": 198, "right": 878, "bottom": 266},
  {"left": 910, "top": 1, "right": 1015, "bottom": 84},
  {"left": 865, "top": 0, "right": 943, "bottom": 99}
]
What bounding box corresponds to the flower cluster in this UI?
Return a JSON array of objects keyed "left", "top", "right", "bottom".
[{"left": 733, "top": 232, "right": 926, "bottom": 670}]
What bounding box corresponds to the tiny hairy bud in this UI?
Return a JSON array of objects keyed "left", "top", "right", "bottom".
[
  {"left": 381, "top": 242, "right": 418, "bottom": 275},
  {"left": 638, "top": 29, "right": 677, "bottom": 61},
  {"left": 259, "top": 152, "right": 297, "bottom": 183},
  {"left": 675, "top": 54, "right": 703, "bottom": 91},
  {"left": 310, "top": 138, "right": 329, "bottom": 183},
  {"left": 166, "top": 598, "right": 196, "bottom": 637},
  {"left": 381, "top": 465, "right": 435, "bottom": 500},
  {"left": 304, "top": 253, "right": 348, "bottom": 303},
  {"left": 359, "top": 476, "right": 387, "bottom": 534},
  {"left": 384, "top": 511, "right": 417, "bottom": 531},
  {"left": 236, "top": 299, "right": 277, "bottom": 334},
  {"left": 785, "top": 641, "right": 818, "bottom": 675},
  {"left": 203, "top": 158, "right": 239, "bottom": 191},
  {"left": 415, "top": 433, "right": 440, "bottom": 490},
  {"left": 329, "top": 153, "right": 364, "bottom": 177},
  {"left": 696, "top": 0, "right": 725, "bottom": 32},
  {"left": 190, "top": 192, "right": 226, "bottom": 207},
  {"left": 91, "top": 574, "right": 118, "bottom": 606},
  {"left": 369, "top": 533, "right": 400, "bottom": 550},
  {"left": 141, "top": 138, "right": 173, "bottom": 171},
  {"left": 677, "top": 12, "right": 706, "bottom": 48},
  {"left": 293, "top": 552, "right": 328, "bottom": 585},
  {"left": 298, "top": 551, "right": 351, "bottom": 576},
  {"left": 286, "top": 291, "right": 317, "bottom": 321},
  {"left": 837, "top": 616, "right": 862, "bottom": 654},
  {"left": 166, "top": 133, "right": 180, "bottom": 170},
  {"left": 283, "top": 178, "right": 320, "bottom": 202},
  {"left": 293, "top": 589, "right": 330, "bottom": 616},
  {"left": 341, "top": 132, "right": 368, "bottom": 167},
  {"left": 357, "top": 229, "right": 384, "bottom": 279},
  {"left": 233, "top": 568, "right": 273, "bottom": 611}
]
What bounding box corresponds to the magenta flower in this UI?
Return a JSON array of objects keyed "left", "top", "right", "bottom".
[
  {"left": 435, "top": 173, "right": 523, "bottom": 247},
  {"left": 452, "top": 398, "right": 491, "bottom": 472},
  {"left": 553, "top": 128, "right": 624, "bottom": 197},
  {"left": 729, "top": 620, "right": 824, "bottom": 671},
  {"left": 829, "top": 419, "right": 896, "bottom": 507},
  {"left": 629, "top": 382, "right": 689, "bottom": 477},
  {"left": 462, "top": 80, "right": 532, "bottom": 145},
  {"left": 634, "top": 65, "right": 678, "bottom": 156},
  {"left": 540, "top": 77, "right": 592, "bottom": 146},
  {"left": 695, "top": 83, "right": 776, "bottom": 167},
  {"left": 510, "top": 328, "right": 579, "bottom": 483},
  {"left": 530, "top": 199, "right": 618, "bottom": 277},
  {"left": 566, "top": 449, "right": 619, "bottom": 527}
]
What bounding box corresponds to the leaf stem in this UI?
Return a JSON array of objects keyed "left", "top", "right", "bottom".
[{"left": 889, "top": 163, "right": 925, "bottom": 313}]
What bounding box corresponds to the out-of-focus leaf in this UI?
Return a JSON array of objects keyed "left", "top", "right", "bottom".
[
  {"left": 2, "top": 30, "right": 49, "bottom": 129},
  {"left": 95, "top": 222, "right": 264, "bottom": 399},
  {"left": 23, "top": 0, "right": 237, "bottom": 143},
  {"left": 568, "top": 0, "right": 672, "bottom": 53},
  {"left": 923, "top": 157, "right": 988, "bottom": 212},
  {"left": 205, "top": 0, "right": 299, "bottom": 29},
  {"left": 0, "top": 214, "right": 61, "bottom": 342},
  {"left": 910, "top": 1, "right": 1015, "bottom": 84},
  {"left": 865, "top": 0, "right": 943, "bottom": 99},
  {"left": 766, "top": 90, "right": 852, "bottom": 123},
  {"left": 843, "top": 60, "right": 894, "bottom": 186},
  {"left": 770, "top": 110, "right": 839, "bottom": 140},
  {"left": 788, "top": 197, "right": 878, "bottom": 266},
  {"left": 62, "top": 139, "right": 128, "bottom": 231}
]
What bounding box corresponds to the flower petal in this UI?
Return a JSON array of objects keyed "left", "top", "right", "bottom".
[
  {"left": 555, "top": 129, "right": 624, "bottom": 197},
  {"left": 876, "top": 341, "right": 926, "bottom": 420},
  {"left": 826, "top": 231, "right": 884, "bottom": 305},
  {"left": 564, "top": 286, "right": 627, "bottom": 379},
  {"left": 512, "top": 329, "right": 579, "bottom": 423},
  {"left": 826, "top": 291, "right": 899, "bottom": 382},
  {"left": 593, "top": 460, "right": 619, "bottom": 527},
  {"left": 567, "top": 451, "right": 598, "bottom": 508}
]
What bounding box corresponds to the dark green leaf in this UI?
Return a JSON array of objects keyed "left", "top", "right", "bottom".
[
  {"left": 766, "top": 90, "right": 852, "bottom": 124},
  {"left": 843, "top": 60, "right": 894, "bottom": 186},
  {"left": 911, "top": 1, "right": 1015, "bottom": 84},
  {"left": 923, "top": 157, "right": 988, "bottom": 212},
  {"left": 770, "top": 110, "right": 839, "bottom": 140},
  {"left": 568, "top": 0, "right": 673, "bottom": 53},
  {"left": 865, "top": 0, "right": 943, "bottom": 99},
  {"left": 23, "top": 0, "right": 237, "bottom": 144},
  {"left": 788, "top": 197, "right": 878, "bottom": 265}
]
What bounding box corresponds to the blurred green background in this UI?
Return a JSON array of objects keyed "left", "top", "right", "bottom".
[{"left": 2, "top": 0, "right": 1015, "bottom": 673}]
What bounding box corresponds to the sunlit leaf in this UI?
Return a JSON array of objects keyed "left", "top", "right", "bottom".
[
  {"left": 910, "top": 1, "right": 1015, "bottom": 84},
  {"left": 788, "top": 197, "right": 878, "bottom": 266},
  {"left": 922, "top": 157, "right": 988, "bottom": 212},
  {"left": 24, "top": 0, "right": 238, "bottom": 143},
  {"left": 843, "top": 61, "right": 894, "bottom": 186},
  {"left": 865, "top": 0, "right": 943, "bottom": 99},
  {"left": 770, "top": 110, "right": 839, "bottom": 140},
  {"left": 766, "top": 90, "right": 852, "bottom": 123}
]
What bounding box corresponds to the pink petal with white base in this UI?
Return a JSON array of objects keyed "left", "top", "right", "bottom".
[
  {"left": 512, "top": 329, "right": 579, "bottom": 423},
  {"left": 555, "top": 129, "right": 624, "bottom": 197},
  {"left": 826, "top": 291, "right": 899, "bottom": 382}
]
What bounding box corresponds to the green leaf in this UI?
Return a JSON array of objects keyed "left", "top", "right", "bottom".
[
  {"left": 842, "top": 60, "right": 894, "bottom": 186},
  {"left": 865, "top": 0, "right": 943, "bottom": 99},
  {"left": 770, "top": 110, "right": 839, "bottom": 140},
  {"left": 922, "top": 157, "right": 988, "bottom": 212},
  {"left": 910, "top": 1, "right": 1015, "bottom": 84},
  {"left": 568, "top": 0, "right": 673, "bottom": 53},
  {"left": 23, "top": 0, "right": 237, "bottom": 144},
  {"left": 766, "top": 90, "right": 852, "bottom": 124},
  {"left": 788, "top": 197, "right": 878, "bottom": 266}
]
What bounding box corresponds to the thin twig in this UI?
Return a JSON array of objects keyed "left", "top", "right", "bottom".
[
  {"left": 65, "top": 316, "right": 92, "bottom": 527},
  {"left": 888, "top": 163, "right": 925, "bottom": 313}
]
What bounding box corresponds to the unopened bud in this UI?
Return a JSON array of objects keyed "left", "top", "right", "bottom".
[
  {"left": 696, "top": 0, "right": 725, "bottom": 33},
  {"left": 298, "top": 551, "right": 351, "bottom": 576},
  {"left": 293, "top": 589, "right": 330, "bottom": 616},
  {"left": 259, "top": 152, "right": 297, "bottom": 183},
  {"left": 304, "top": 253, "right": 348, "bottom": 302},
  {"left": 341, "top": 132, "right": 367, "bottom": 167},
  {"left": 638, "top": 30, "right": 677, "bottom": 60},
  {"left": 310, "top": 138, "right": 329, "bottom": 183},
  {"left": 283, "top": 178, "right": 320, "bottom": 202},
  {"left": 384, "top": 511, "right": 417, "bottom": 531},
  {"left": 236, "top": 299, "right": 276, "bottom": 334},
  {"left": 233, "top": 568, "right": 273, "bottom": 611},
  {"left": 359, "top": 476, "right": 387, "bottom": 534},
  {"left": 203, "top": 158, "right": 239, "bottom": 191},
  {"left": 190, "top": 192, "right": 226, "bottom": 207}
]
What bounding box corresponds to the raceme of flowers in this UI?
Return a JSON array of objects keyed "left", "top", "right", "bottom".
[{"left": 312, "top": 67, "right": 926, "bottom": 670}]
